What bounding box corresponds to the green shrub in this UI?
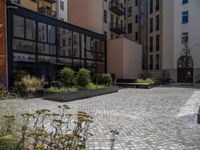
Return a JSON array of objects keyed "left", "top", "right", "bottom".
[
  {"left": 77, "top": 68, "right": 90, "bottom": 87},
  {"left": 136, "top": 78, "right": 157, "bottom": 84},
  {"left": 14, "top": 75, "right": 44, "bottom": 92},
  {"left": 95, "top": 73, "right": 112, "bottom": 86},
  {"left": 0, "top": 85, "right": 9, "bottom": 100},
  {"left": 59, "top": 67, "right": 76, "bottom": 87},
  {"left": 47, "top": 86, "right": 79, "bottom": 93},
  {"left": 86, "top": 82, "right": 97, "bottom": 90},
  {"left": 13, "top": 70, "right": 28, "bottom": 82}
]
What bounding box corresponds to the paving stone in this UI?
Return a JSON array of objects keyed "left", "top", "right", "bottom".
[{"left": 1, "top": 87, "right": 200, "bottom": 149}]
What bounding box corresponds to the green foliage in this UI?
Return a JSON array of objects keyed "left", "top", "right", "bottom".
[
  {"left": 136, "top": 78, "right": 157, "bottom": 84},
  {"left": 77, "top": 68, "right": 91, "bottom": 87},
  {"left": 13, "top": 70, "right": 28, "bottom": 82},
  {"left": 0, "top": 85, "right": 9, "bottom": 100},
  {"left": 59, "top": 67, "right": 77, "bottom": 87},
  {"left": 0, "top": 105, "right": 93, "bottom": 150},
  {"left": 86, "top": 82, "right": 105, "bottom": 90},
  {"left": 94, "top": 73, "right": 113, "bottom": 86},
  {"left": 47, "top": 86, "right": 79, "bottom": 93},
  {"left": 14, "top": 75, "right": 45, "bottom": 92}
]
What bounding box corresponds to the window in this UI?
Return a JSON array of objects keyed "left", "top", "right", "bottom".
[
  {"left": 13, "top": 15, "right": 24, "bottom": 38},
  {"left": 26, "top": 19, "right": 35, "bottom": 40},
  {"left": 104, "top": 10, "right": 107, "bottom": 23},
  {"left": 128, "top": 23, "right": 132, "bottom": 33},
  {"left": 135, "top": 15, "right": 138, "bottom": 23},
  {"left": 149, "top": 55, "right": 153, "bottom": 70},
  {"left": 149, "top": 36, "right": 153, "bottom": 52},
  {"left": 156, "top": 54, "right": 160, "bottom": 70},
  {"left": 182, "top": 32, "right": 188, "bottom": 43},
  {"left": 156, "top": 15, "right": 159, "bottom": 31},
  {"left": 182, "top": 0, "right": 188, "bottom": 4},
  {"left": 182, "top": 11, "right": 189, "bottom": 24},
  {"left": 150, "top": 18, "right": 153, "bottom": 33},
  {"left": 156, "top": 0, "right": 159, "bottom": 11},
  {"left": 135, "top": 32, "right": 138, "bottom": 41},
  {"left": 128, "top": 7, "right": 132, "bottom": 17},
  {"left": 150, "top": 0, "right": 153, "bottom": 14},
  {"left": 156, "top": 35, "right": 160, "bottom": 51},
  {"left": 135, "top": 0, "right": 138, "bottom": 6},
  {"left": 60, "top": 1, "right": 64, "bottom": 11}
]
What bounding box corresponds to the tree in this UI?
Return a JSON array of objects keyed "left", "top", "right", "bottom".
[{"left": 180, "top": 40, "right": 193, "bottom": 85}]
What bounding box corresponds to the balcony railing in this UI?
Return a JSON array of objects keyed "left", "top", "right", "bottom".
[
  {"left": 110, "top": 23, "right": 125, "bottom": 34},
  {"left": 110, "top": 0, "right": 125, "bottom": 16},
  {"left": 38, "top": 7, "right": 56, "bottom": 18}
]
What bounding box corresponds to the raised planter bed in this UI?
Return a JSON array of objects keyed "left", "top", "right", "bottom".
[
  {"left": 43, "top": 86, "right": 119, "bottom": 102},
  {"left": 197, "top": 106, "right": 200, "bottom": 124},
  {"left": 116, "top": 82, "right": 156, "bottom": 89}
]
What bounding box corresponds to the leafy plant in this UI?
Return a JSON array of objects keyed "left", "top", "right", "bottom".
[
  {"left": 14, "top": 75, "right": 45, "bottom": 92},
  {"left": 136, "top": 78, "right": 157, "bottom": 84},
  {"left": 86, "top": 82, "right": 105, "bottom": 90},
  {"left": 77, "top": 68, "right": 91, "bottom": 87},
  {"left": 13, "top": 70, "right": 28, "bottom": 82},
  {"left": 0, "top": 105, "right": 94, "bottom": 150},
  {"left": 59, "top": 67, "right": 77, "bottom": 87},
  {"left": 47, "top": 86, "right": 79, "bottom": 93},
  {"left": 94, "top": 73, "right": 113, "bottom": 87}
]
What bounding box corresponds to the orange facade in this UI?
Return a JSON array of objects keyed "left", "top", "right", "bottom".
[{"left": 0, "top": 0, "right": 7, "bottom": 83}]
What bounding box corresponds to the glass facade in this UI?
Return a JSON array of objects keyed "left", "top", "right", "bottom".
[{"left": 7, "top": 2, "right": 107, "bottom": 86}]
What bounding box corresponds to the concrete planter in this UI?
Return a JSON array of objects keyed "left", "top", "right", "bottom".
[
  {"left": 43, "top": 86, "right": 119, "bottom": 102},
  {"left": 198, "top": 106, "right": 200, "bottom": 124}
]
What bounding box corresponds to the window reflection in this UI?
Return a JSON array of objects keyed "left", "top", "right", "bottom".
[
  {"left": 13, "top": 39, "right": 36, "bottom": 52},
  {"left": 13, "top": 53, "right": 35, "bottom": 62},
  {"left": 13, "top": 15, "right": 24, "bottom": 38}
]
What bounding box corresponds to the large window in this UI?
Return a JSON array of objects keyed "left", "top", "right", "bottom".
[
  {"left": 182, "top": 11, "right": 189, "bottom": 24},
  {"left": 182, "top": 0, "right": 188, "bottom": 4},
  {"left": 9, "top": 6, "right": 106, "bottom": 85},
  {"left": 127, "top": 7, "right": 132, "bottom": 17}
]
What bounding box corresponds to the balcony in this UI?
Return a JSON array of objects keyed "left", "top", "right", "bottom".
[
  {"left": 38, "top": 7, "right": 56, "bottom": 18},
  {"left": 110, "top": 0, "right": 125, "bottom": 16},
  {"left": 110, "top": 23, "right": 125, "bottom": 34}
]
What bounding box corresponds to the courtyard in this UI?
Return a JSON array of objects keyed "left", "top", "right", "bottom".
[{"left": 1, "top": 87, "right": 200, "bottom": 149}]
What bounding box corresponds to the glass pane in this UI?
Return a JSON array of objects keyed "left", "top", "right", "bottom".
[
  {"left": 38, "top": 22, "right": 47, "bottom": 42},
  {"left": 97, "top": 53, "right": 105, "bottom": 61},
  {"left": 73, "top": 32, "right": 80, "bottom": 58},
  {"left": 80, "top": 34, "right": 85, "bottom": 58},
  {"left": 26, "top": 19, "right": 35, "bottom": 40},
  {"left": 38, "top": 55, "right": 56, "bottom": 63},
  {"left": 13, "top": 53, "right": 35, "bottom": 62},
  {"left": 86, "top": 51, "right": 96, "bottom": 60},
  {"left": 38, "top": 43, "right": 56, "bottom": 55},
  {"left": 48, "top": 25, "right": 56, "bottom": 44},
  {"left": 86, "top": 36, "right": 95, "bottom": 51},
  {"left": 58, "top": 28, "right": 72, "bottom": 57},
  {"left": 57, "top": 58, "right": 72, "bottom": 66},
  {"left": 13, "top": 15, "right": 24, "bottom": 38},
  {"left": 13, "top": 39, "right": 36, "bottom": 52},
  {"left": 97, "top": 62, "right": 105, "bottom": 73}
]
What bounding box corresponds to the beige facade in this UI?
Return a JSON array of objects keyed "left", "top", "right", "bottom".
[
  {"left": 68, "top": 0, "right": 125, "bottom": 39},
  {"left": 107, "top": 38, "right": 142, "bottom": 79}
]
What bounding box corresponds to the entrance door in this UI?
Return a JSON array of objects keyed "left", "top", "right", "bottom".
[{"left": 177, "top": 56, "right": 193, "bottom": 83}]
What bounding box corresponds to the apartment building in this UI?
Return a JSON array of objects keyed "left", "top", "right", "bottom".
[
  {"left": 125, "top": 0, "right": 148, "bottom": 70},
  {"left": 126, "top": 0, "right": 200, "bottom": 83},
  {"left": 68, "top": 0, "right": 142, "bottom": 79},
  {"left": 0, "top": 0, "right": 107, "bottom": 87},
  {"left": 10, "top": 0, "right": 68, "bottom": 22}
]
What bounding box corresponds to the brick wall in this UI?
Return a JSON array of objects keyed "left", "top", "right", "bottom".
[{"left": 0, "top": 0, "right": 7, "bottom": 85}]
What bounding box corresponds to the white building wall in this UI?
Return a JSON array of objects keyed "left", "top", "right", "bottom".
[{"left": 57, "top": 0, "right": 68, "bottom": 22}]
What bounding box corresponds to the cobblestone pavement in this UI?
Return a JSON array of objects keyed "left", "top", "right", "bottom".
[{"left": 1, "top": 87, "right": 200, "bottom": 150}]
